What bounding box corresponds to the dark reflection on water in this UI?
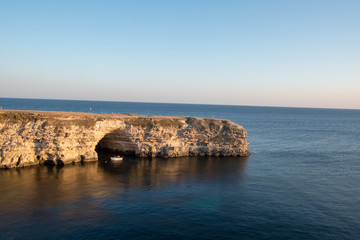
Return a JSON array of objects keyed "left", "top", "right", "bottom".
[
  {"left": 0, "top": 157, "right": 247, "bottom": 240},
  {"left": 97, "top": 152, "right": 247, "bottom": 189}
]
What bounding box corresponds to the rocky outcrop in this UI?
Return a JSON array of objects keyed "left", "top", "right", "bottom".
[{"left": 0, "top": 110, "right": 249, "bottom": 168}]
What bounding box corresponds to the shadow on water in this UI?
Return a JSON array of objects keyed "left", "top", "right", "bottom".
[
  {"left": 0, "top": 154, "right": 248, "bottom": 207},
  {"left": 96, "top": 151, "right": 248, "bottom": 188}
]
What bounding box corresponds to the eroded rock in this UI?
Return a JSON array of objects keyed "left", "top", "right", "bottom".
[{"left": 0, "top": 110, "right": 249, "bottom": 168}]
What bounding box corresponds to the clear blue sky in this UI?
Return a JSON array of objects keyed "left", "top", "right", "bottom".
[{"left": 1, "top": 0, "right": 359, "bottom": 109}]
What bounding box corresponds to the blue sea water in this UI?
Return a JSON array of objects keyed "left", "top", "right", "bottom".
[{"left": 0, "top": 98, "right": 360, "bottom": 240}]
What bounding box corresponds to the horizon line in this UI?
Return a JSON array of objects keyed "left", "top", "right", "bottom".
[{"left": 0, "top": 96, "right": 359, "bottom": 111}]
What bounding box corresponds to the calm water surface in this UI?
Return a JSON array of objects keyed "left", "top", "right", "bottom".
[{"left": 0, "top": 98, "right": 360, "bottom": 239}]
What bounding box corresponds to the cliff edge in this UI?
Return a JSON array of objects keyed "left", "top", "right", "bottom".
[{"left": 0, "top": 110, "right": 249, "bottom": 168}]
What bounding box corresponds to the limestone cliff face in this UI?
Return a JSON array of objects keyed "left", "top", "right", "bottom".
[{"left": 0, "top": 110, "right": 249, "bottom": 168}]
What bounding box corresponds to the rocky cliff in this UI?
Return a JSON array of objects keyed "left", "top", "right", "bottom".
[{"left": 0, "top": 110, "right": 249, "bottom": 168}]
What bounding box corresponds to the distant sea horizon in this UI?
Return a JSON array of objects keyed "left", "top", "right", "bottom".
[{"left": 1, "top": 97, "right": 359, "bottom": 112}]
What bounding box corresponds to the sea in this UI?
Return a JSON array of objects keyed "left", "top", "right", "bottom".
[{"left": 0, "top": 98, "right": 359, "bottom": 240}]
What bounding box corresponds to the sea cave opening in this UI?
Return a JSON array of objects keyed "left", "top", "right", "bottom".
[{"left": 95, "top": 129, "right": 138, "bottom": 157}]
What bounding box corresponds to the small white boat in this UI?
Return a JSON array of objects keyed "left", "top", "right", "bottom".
[{"left": 110, "top": 156, "right": 123, "bottom": 161}]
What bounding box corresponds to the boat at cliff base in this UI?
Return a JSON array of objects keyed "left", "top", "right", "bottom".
[{"left": 110, "top": 156, "right": 123, "bottom": 161}]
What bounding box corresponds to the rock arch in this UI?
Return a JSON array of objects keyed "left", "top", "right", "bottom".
[{"left": 95, "top": 129, "right": 138, "bottom": 156}]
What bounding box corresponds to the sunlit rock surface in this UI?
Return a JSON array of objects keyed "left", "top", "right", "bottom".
[{"left": 0, "top": 110, "right": 249, "bottom": 168}]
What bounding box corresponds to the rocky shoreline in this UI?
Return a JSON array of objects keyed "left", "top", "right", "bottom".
[{"left": 0, "top": 110, "right": 249, "bottom": 168}]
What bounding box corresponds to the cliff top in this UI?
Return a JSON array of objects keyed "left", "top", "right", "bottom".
[{"left": 0, "top": 109, "right": 209, "bottom": 121}]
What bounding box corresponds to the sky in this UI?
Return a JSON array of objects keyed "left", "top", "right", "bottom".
[{"left": 0, "top": 0, "right": 359, "bottom": 109}]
